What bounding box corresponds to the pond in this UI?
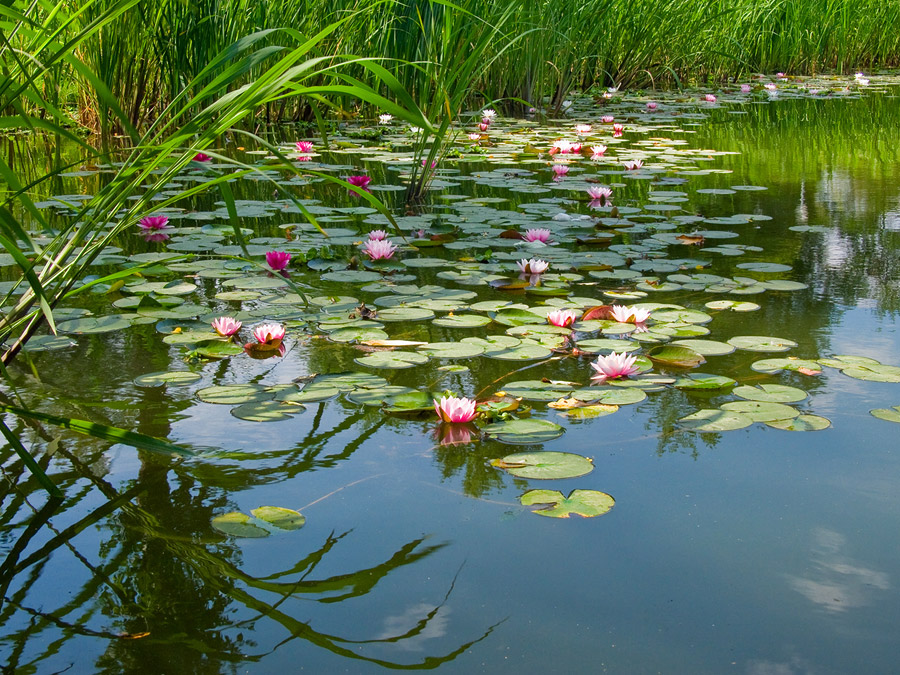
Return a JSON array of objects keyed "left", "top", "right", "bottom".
[{"left": 2, "top": 76, "right": 900, "bottom": 673}]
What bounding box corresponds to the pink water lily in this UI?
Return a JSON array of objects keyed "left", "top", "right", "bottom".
[
  {"left": 547, "top": 308, "right": 578, "bottom": 327},
  {"left": 587, "top": 186, "right": 612, "bottom": 203},
  {"left": 295, "top": 141, "right": 314, "bottom": 153},
  {"left": 421, "top": 159, "right": 437, "bottom": 168},
  {"left": 609, "top": 305, "right": 651, "bottom": 324},
  {"left": 575, "top": 124, "right": 592, "bottom": 135},
  {"left": 613, "top": 123, "right": 624, "bottom": 136},
  {"left": 467, "top": 132, "right": 482, "bottom": 141},
  {"left": 265, "top": 251, "right": 291, "bottom": 272},
  {"left": 591, "top": 351, "right": 641, "bottom": 383},
  {"left": 368, "top": 229, "right": 388, "bottom": 241},
  {"left": 253, "top": 323, "right": 285, "bottom": 345},
  {"left": 623, "top": 159, "right": 643, "bottom": 171},
  {"left": 517, "top": 258, "right": 549, "bottom": 275},
  {"left": 704, "top": 94, "right": 717, "bottom": 103},
  {"left": 741, "top": 84, "right": 751, "bottom": 93},
  {"left": 550, "top": 139, "right": 574, "bottom": 154},
  {"left": 602, "top": 116, "right": 614, "bottom": 123},
  {"left": 211, "top": 316, "right": 242, "bottom": 337},
  {"left": 646, "top": 101, "right": 657, "bottom": 110},
  {"left": 433, "top": 395, "right": 478, "bottom": 423},
  {"left": 523, "top": 228, "right": 551, "bottom": 243},
  {"left": 364, "top": 238, "right": 397, "bottom": 260},
  {"left": 138, "top": 215, "right": 169, "bottom": 230},
  {"left": 479, "top": 122, "right": 490, "bottom": 132},
  {"left": 551, "top": 164, "right": 569, "bottom": 179},
  {"left": 570, "top": 142, "right": 582, "bottom": 153},
  {"left": 764, "top": 82, "right": 777, "bottom": 91},
  {"left": 193, "top": 152, "right": 212, "bottom": 162},
  {"left": 347, "top": 175, "right": 372, "bottom": 194},
  {"left": 590, "top": 144, "right": 607, "bottom": 158}
]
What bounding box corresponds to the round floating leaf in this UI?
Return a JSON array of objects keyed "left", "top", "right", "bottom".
[
  {"left": 503, "top": 380, "right": 574, "bottom": 401},
  {"left": 674, "top": 373, "right": 737, "bottom": 390},
  {"left": 251, "top": 506, "right": 306, "bottom": 530},
  {"left": 134, "top": 370, "right": 202, "bottom": 387},
  {"left": 211, "top": 512, "right": 269, "bottom": 538},
  {"left": 705, "top": 300, "right": 760, "bottom": 312},
  {"left": 651, "top": 309, "right": 712, "bottom": 324},
  {"left": 417, "top": 342, "right": 485, "bottom": 359},
  {"left": 483, "top": 419, "right": 564, "bottom": 444},
  {"left": 751, "top": 358, "right": 822, "bottom": 374},
  {"left": 818, "top": 355, "right": 881, "bottom": 368},
  {"left": 231, "top": 400, "right": 302, "bottom": 422},
  {"left": 647, "top": 345, "right": 706, "bottom": 367},
  {"left": 669, "top": 339, "right": 735, "bottom": 356},
  {"left": 735, "top": 262, "right": 792, "bottom": 273},
  {"left": 193, "top": 341, "right": 245, "bottom": 358},
  {"left": 720, "top": 401, "right": 800, "bottom": 422},
  {"left": 519, "top": 489, "right": 615, "bottom": 518},
  {"left": 22, "top": 335, "right": 77, "bottom": 352},
  {"left": 197, "top": 384, "right": 272, "bottom": 405},
  {"left": 58, "top": 315, "right": 132, "bottom": 334},
  {"left": 733, "top": 384, "right": 807, "bottom": 403},
  {"left": 728, "top": 335, "right": 798, "bottom": 352},
  {"left": 326, "top": 326, "right": 390, "bottom": 342},
  {"left": 277, "top": 386, "right": 341, "bottom": 403},
  {"left": 575, "top": 338, "right": 640, "bottom": 354},
  {"left": 563, "top": 404, "right": 619, "bottom": 419},
  {"left": 375, "top": 307, "right": 435, "bottom": 322},
  {"left": 761, "top": 279, "right": 808, "bottom": 291},
  {"left": 310, "top": 372, "right": 388, "bottom": 390},
  {"left": 490, "top": 451, "right": 592, "bottom": 479},
  {"left": 678, "top": 409, "right": 753, "bottom": 431},
  {"left": 765, "top": 415, "right": 831, "bottom": 431},
  {"left": 487, "top": 343, "right": 553, "bottom": 361},
  {"left": 321, "top": 270, "right": 383, "bottom": 283},
  {"left": 432, "top": 314, "right": 492, "bottom": 328},
  {"left": 354, "top": 351, "right": 430, "bottom": 369},
  {"left": 870, "top": 406, "right": 900, "bottom": 423},
  {"left": 571, "top": 387, "right": 647, "bottom": 405},
  {"left": 840, "top": 364, "right": 900, "bottom": 383}
]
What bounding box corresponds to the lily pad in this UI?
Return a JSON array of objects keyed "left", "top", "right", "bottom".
[
  {"left": 197, "top": 384, "right": 272, "bottom": 405},
  {"left": 417, "top": 342, "right": 485, "bottom": 359},
  {"left": 647, "top": 345, "right": 706, "bottom": 367},
  {"left": 727, "top": 335, "right": 798, "bottom": 352},
  {"left": 490, "top": 451, "right": 592, "bottom": 479},
  {"left": 765, "top": 415, "right": 831, "bottom": 431},
  {"left": 483, "top": 419, "right": 565, "bottom": 444},
  {"left": 134, "top": 370, "right": 202, "bottom": 387},
  {"left": 669, "top": 339, "right": 735, "bottom": 356},
  {"left": 432, "top": 314, "right": 492, "bottom": 328},
  {"left": 519, "top": 489, "right": 615, "bottom": 518},
  {"left": 870, "top": 406, "right": 900, "bottom": 423},
  {"left": 678, "top": 409, "right": 753, "bottom": 431},
  {"left": 250, "top": 506, "right": 306, "bottom": 530},
  {"left": 733, "top": 384, "right": 808, "bottom": 403},
  {"left": 673, "top": 373, "right": 737, "bottom": 390},
  {"left": 354, "top": 351, "right": 430, "bottom": 369},
  {"left": 231, "top": 400, "right": 302, "bottom": 422},
  {"left": 751, "top": 358, "right": 823, "bottom": 374},
  {"left": 211, "top": 512, "right": 269, "bottom": 538},
  {"left": 58, "top": 315, "right": 132, "bottom": 334},
  {"left": 719, "top": 400, "right": 800, "bottom": 422}
]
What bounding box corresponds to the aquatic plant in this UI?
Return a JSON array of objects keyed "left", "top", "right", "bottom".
[
  {"left": 590, "top": 352, "right": 642, "bottom": 383},
  {"left": 434, "top": 396, "right": 478, "bottom": 423},
  {"left": 266, "top": 251, "right": 292, "bottom": 272},
  {"left": 212, "top": 317, "right": 243, "bottom": 337},
  {"left": 547, "top": 309, "right": 578, "bottom": 327}
]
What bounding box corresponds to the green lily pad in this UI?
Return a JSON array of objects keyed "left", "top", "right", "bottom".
[
  {"left": 575, "top": 338, "right": 641, "bottom": 354},
  {"left": 673, "top": 373, "right": 737, "bottom": 390},
  {"left": 276, "top": 385, "right": 341, "bottom": 403},
  {"left": 571, "top": 387, "right": 647, "bottom": 405},
  {"left": 487, "top": 343, "right": 553, "bottom": 361},
  {"left": 704, "top": 300, "right": 760, "bottom": 312},
  {"left": 735, "top": 262, "right": 792, "bottom": 273},
  {"left": 502, "top": 380, "right": 574, "bottom": 401},
  {"left": 417, "top": 342, "right": 485, "bottom": 359},
  {"left": 650, "top": 309, "right": 712, "bottom": 324},
  {"left": 231, "top": 400, "right": 302, "bottom": 422},
  {"left": 765, "top": 415, "right": 831, "bottom": 431},
  {"left": 761, "top": 279, "right": 809, "bottom": 291},
  {"left": 647, "top": 345, "right": 705, "bottom": 367},
  {"left": 870, "top": 406, "right": 900, "bottom": 423},
  {"left": 719, "top": 400, "right": 800, "bottom": 422},
  {"left": 58, "top": 315, "right": 132, "bottom": 334},
  {"left": 840, "top": 364, "right": 900, "bottom": 383},
  {"left": 250, "top": 506, "right": 306, "bottom": 530},
  {"left": 490, "top": 451, "right": 592, "bottom": 479},
  {"left": 727, "top": 335, "right": 798, "bottom": 352},
  {"left": 197, "top": 384, "right": 273, "bottom": 405},
  {"left": 483, "top": 419, "right": 565, "bottom": 444},
  {"left": 669, "top": 339, "right": 735, "bottom": 356},
  {"left": 519, "top": 489, "right": 615, "bottom": 518},
  {"left": 678, "top": 409, "right": 753, "bottom": 431},
  {"left": 326, "top": 326, "right": 390, "bottom": 342},
  {"left": 21, "top": 335, "right": 78, "bottom": 352},
  {"left": 432, "top": 314, "right": 492, "bottom": 328},
  {"left": 354, "top": 351, "right": 430, "bottom": 369},
  {"left": 376, "top": 307, "right": 435, "bottom": 322},
  {"left": 134, "top": 370, "right": 202, "bottom": 387},
  {"left": 733, "top": 384, "right": 807, "bottom": 403},
  {"left": 321, "top": 270, "right": 383, "bottom": 283},
  {"left": 211, "top": 512, "right": 269, "bottom": 538},
  {"left": 751, "top": 358, "right": 823, "bottom": 374}
]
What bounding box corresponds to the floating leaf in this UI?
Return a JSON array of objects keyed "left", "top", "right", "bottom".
[
  {"left": 231, "top": 400, "right": 302, "bottom": 422},
  {"left": 211, "top": 512, "right": 269, "bottom": 538},
  {"left": 840, "top": 364, "right": 900, "bottom": 383},
  {"left": 669, "top": 339, "right": 735, "bottom": 356},
  {"left": 432, "top": 314, "right": 492, "bottom": 328},
  {"left": 197, "top": 384, "right": 272, "bottom": 405},
  {"left": 719, "top": 400, "right": 800, "bottom": 422},
  {"left": 727, "top": 335, "right": 798, "bottom": 352},
  {"left": 678, "top": 409, "right": 753, "bottom": 431},
  {"left": 134, "top": 370, "right": 202, "bottom": 387},
  {"left": 733, "top": 384, "right": 807, "bottom": 403},
  {"left": 563, "top": 404, "right": 619, "bottom": 419},
  {"left": 354, "top": 351, "right": 430, "bottom": 369},
  {"left": 704, "top": 300, "right": 759, "bottom": 312},
  {"left": 417, "top": 342, "right": 485, "bottom": 359},
  {"left": 870, "top": 406, "right": 900, "bottom": 423},
  {"left": 765, "top": 415, "right": 831, "bottom": 431},
  {"left": 58, "top": 315, "right": 132, "bottom": 334},
  {"left": 250, "top": 506, "right": 306, "bottom": 530},
  {"left": 519, "top": 489, "right": 615, "bottom": 518},
  {"left": 673, "top": 373, "right": 737, "bottom": 390},
  {"left": 490, "top": 451, "right": 592, "bottom": 479},
  {"left": 647, "top": 345, "right": 705, "bottom": 367},
  {"left": 751, "top": 358, "right": 823, "bottom": 374},
  {"left": 483, "top": 419, "right": 564, "bottom": 444}
]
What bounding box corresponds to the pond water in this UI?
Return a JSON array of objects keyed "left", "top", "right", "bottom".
[{"left": 2, "top": 78, "right": 900, "bottom": 673}]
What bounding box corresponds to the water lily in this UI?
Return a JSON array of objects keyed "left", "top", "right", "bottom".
[
  {"left": 433, "top": 395, "right": 478, "bottom": 423},
  {"left": 776, "top": 72, "right": 786, "bottom": 79},
  {"left": 613, "top": 123, "right": 624, "bottom": 137},
  {"left": 575, "top": 124, "right": 592, "bottom": 135},
  {"left": 551, "top": 139, "right": 573, "bottom": 154},
  {"left": 857, "top": 77, "right": 870, "bottom": 86},
  {"left": 265, "top": 250, "right": 291, "bottom": 272},
  {"left": 764, "top": 82, "right": 777, "bottom": 91},
  {"left": 741, "top": 84, "right": 751, "bottom": 93},
  {"left": 609, "top": 304, "right": 651, "bottom": 324},
  {"left": 482, "top": 109, "right": 496, "bottom": 120},
  {"left": 193, "top": 152, "right": 212, "bottom": 162},
  {"left": 587, "top": 186, "right": 612, "bottom": 203},
  {"left": 138, "top": 215, "right": 169, "bottom": 230},
  {"left": 646, "top": 101, "right": 657, "bottom": 110},
  {"left": 547, "top": 308, "right": 578, "bottom": 327},
  {"left": 551, "top": 164, "right": 569, "bottom": 179},
  {"left": 570, "top": 142, "right": 582, "bottom": 153},
  {"left": 253, "top": 323, "right": 285, "bottom": 345},
  {"left": 590, "top": 144, "right": 607, "bottom": 157},
  {"left": 623, "top": 159, "right": 643, "bottom": 171},
  {"left": 421, "top": 159, "right": 437, "bottom": 168},
  {"left": 517, "top": 258, "right": 549, "bottom": 275},
  {"left": 364, "top": 238, "right": 397, "bottom": 260},
  {"left": 368, "top": 229, "right": 387, "bottom": 241},
  {"left": 379, "top": 113, "right": 393, "bottom": 124},
  {"left": 523, "top": 228, "right": 551, "bottom": 243},
  {"left": 479, "top": 122, "right": 490, "bottom": 132},
  {"left": 467, "top": 132, "right": 481, "bottom": 141},
  {"left": 591, "top": 351, "right": 641, "bottom": 383},
  {"left": 347, "top": 175, "right": 372, "bottom": 194},
  {"left": 602, "top": 91, "right": 614, "bottom": 99},
  {"left": 602, "top": 115, "right": 614, "bottom": 123},
  {"left": 410, "top": 126, "right": 423, "bottom": 133},
  {"left": 704, "top": 94, "right": 717, "bottom": 103},
  {"left": 211, "top": 316, "right": 242, "bottom": 337},
  {"left": 295, "top": 141, "right": 314, "bottom": 153}
]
